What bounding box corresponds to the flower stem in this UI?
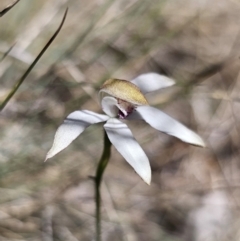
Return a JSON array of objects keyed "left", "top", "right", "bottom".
[{"left": 95, "top": 131, "right": 111, "bottom": 241}]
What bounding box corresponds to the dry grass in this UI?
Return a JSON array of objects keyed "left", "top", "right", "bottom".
[{"left": 0, "top": 0, "right": 240, "bottom": 240}]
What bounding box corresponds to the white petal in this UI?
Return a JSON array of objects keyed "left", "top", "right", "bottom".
[
  {"left": 101, "top": 96, "right": 119, "bottom": 117},
  {"left": 104, "top": 118, "right": 151, "bottom": 184},
  {"left": 129, "top": 106, "right": 205, "bottom": 147},
  {"left": 131, "top": 72, "right": 175, "bottom": 94},
  {"left": 46, "top": 110, "right": 109, "bottom": 160}
]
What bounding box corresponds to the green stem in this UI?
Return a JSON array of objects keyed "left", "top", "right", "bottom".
[{"left": 95, "top": 131, "right": 111, "bottom": 241}]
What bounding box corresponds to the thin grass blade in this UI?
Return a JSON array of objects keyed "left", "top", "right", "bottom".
[
  {"left": 0, "top": 0, "right": 20, "bottom": 17},
  {"left": 0, "top": 8, "right": 68, "bottom": 111}
]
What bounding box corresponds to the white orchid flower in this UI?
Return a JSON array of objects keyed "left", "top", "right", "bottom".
[{"left": 45, "top": 73, "right": 205, "bottom": 185}]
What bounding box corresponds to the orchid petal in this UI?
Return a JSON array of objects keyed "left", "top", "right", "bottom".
[
  {"left": 131, "top": 73, "right": 175, "bottom": 94},
  {"left": 101, "top": 96, "right": 119, "bottom": 117},
  {"left": 104, "top": 118, "right": 151, "bottom": 184},
  {"left": 46, "top": 110, "right": 109, "bottom": 160},
  {"left": 129, "top": 106, "right": 205, "bottom": 147}
]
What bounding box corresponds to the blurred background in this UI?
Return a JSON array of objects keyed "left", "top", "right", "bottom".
[{"left": 0, "top": 0, "right": 240, "bottom": 240}]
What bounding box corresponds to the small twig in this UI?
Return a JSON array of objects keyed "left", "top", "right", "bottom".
[{"left": 41, "top": 206, "right": 54, "bottom": 241}]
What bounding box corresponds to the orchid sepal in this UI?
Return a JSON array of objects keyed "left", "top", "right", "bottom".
[
  {"left": 104, "top": 118, "right": 151, "bottom": 185},
  {"left": 128, "top": 105, "right": 205, "bottom": 147},
  {"left": 45, "top": 110, "right": 109, "bottom": 161},
  {"left": 131, "top": 72, "right": 175, "bottom": 94}
]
